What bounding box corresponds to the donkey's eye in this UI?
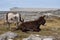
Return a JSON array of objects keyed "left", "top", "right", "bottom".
[{"left": 10, "top": 18, "right": 13, "bottom": 20}]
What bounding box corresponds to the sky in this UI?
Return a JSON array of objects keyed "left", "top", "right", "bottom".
[{"left": 0, "top": 0, "right": 60, "bottom": 11}]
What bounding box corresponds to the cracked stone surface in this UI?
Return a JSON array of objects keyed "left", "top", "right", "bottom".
[
  {"left": 23, "top": 34, "right": 55, "bottom": 40},
  {"left": 0, "top": 31, "right": 18, "bottom": 40}
]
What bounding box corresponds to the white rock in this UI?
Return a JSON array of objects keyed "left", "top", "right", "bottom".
[
  {"left": 43, "top": 38, "right": 53, "bottom": 40},
  {"left": 23, "top": 34, "right": 55, "bottom": 40},
  {"left": 0, "top": 31, "right": 18, "bottom": 40},
  {"left": 35, "top": 35, "right": 40, "bottom": 37},
  {"left": 8, "top": 39, "right": 13, "bottom": 40}
]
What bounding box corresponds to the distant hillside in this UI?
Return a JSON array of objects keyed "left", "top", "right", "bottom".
[
  {"left": 10, "top": 7, "right": 58, "bottom": 12},
  {"left": 0, "top": 8, "right": 60, "bottom": 21}
]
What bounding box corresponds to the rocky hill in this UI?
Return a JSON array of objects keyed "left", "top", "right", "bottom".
[{"left": 0, "top": 9, "right": 60, "bottom": 21}]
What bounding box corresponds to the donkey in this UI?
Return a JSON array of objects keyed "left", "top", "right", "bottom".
[
  {"left": 16, "top": 15, "right": 46, "bottom": 32},
  {"left": 5, "top": 12, "right": 24, "bottom": 29}
]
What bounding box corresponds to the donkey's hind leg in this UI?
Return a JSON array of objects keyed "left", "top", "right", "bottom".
[
  {"left": 33, "top": 28, "right": 40, "bottom": 32},
  {"left": 21, "top": 27, "right": 27, "bottom": 32}
]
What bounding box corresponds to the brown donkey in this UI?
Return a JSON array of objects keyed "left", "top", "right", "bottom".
[{"left": 16, "top": 15, "right": 46, "bottom": 32}]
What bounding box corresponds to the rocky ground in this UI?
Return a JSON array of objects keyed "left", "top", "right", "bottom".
[{"left": 0, "top": 17, "right": 60, "bottom": 40}]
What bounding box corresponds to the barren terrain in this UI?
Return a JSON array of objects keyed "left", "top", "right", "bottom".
[{"left": 0, "top": 17, "right": 60, "bottom": 40}]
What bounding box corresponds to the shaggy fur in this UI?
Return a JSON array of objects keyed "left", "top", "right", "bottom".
[{"left": 16, "top": 16, "right": 46, "bottom": 32}]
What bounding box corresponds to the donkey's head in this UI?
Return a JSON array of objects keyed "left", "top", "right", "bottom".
[{"left": 38, "top": 15, "right": 46, "bottom": 25}]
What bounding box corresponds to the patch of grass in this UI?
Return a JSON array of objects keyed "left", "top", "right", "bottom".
[{"left": 0, "top": 18, "right": 60, "bottom": 40}]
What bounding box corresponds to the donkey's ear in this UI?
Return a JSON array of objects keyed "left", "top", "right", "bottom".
[{"left": 42, "top": 15, "right": 45, "bottom": 18}]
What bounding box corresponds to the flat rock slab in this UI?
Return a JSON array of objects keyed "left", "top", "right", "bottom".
[
  {"left": 0, "top": 31, "right": 18, "bottom": 40},
  {"left": 23, "top": 34, "right": 55, "bottom": 40}
]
